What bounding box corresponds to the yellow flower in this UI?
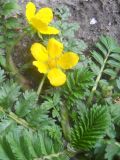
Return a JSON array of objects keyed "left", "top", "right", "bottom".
[
  {"left": 31, "top": 38, "right": 79, "bottom": 86},
  {"left": 26, "top": 2, "right": 59, "bottom": 35}
]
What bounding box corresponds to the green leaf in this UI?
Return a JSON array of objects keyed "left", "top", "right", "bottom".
[
  {"left": 89, "top": 61, "right": 100, "bottom": 75},
  {"left": 0, "top": 81, "right": 20, "bottom": 109},
  {"left": 0, "top": 120, "right": 15, "bottom": 136},
  {"left": 105, "top": 141, "right": 120, "bottom": 160},
  {"left": 0, "top": 129, "right": 67, "bottom": 160},
  {"left": 63, "top": 68, "right": 94, "bottom": 103},
  {"left": 64, "top": 39, "right": 87, "bottom": 53},
  {"left": 0, "top": 36, "right": 4, "bottom": 43},
  {"left": 0, "top": 142, "right": 10, "bottom": 160},
  {"left": 91, "top": 51, "right": 104, "bottom": 65},
  {"left": 70, "top": 105, "right": 110, "bottom": 150},
  {"left": 3, "top": 2, "right": 20, "bottom": 15},
  {"left": 95, "top": 42, "right": 107, "bottom": 56},
  {"left": 0, "top": 43, "right": 6, "bottom": 49},
  {"left": 15, "top": 91, "right": 38, "bottom": 117},
  {"left": 110, "top": 104, "right": 120, "bottom": 125},
  {"left": 0, "top": 68, "right": 5, "bottom": 84},
  {"left": 103, "top": 68, "right": 117, "bottom": 78},
  {"left": 116, "top": 77, "right": 120, "bottom": 89},
  {"left": 6, "top": 131, "right": 27, "bottom": 160},
  {"left": 110, "top": 53, "right": 120, "bottom": 61},
  {"left": 0, "top": 54, "right": 6, "bottom": 68},
  {"left": 107, "top": 60, "right": 120, "bottom": 68},
  {"left": 5, "top": 17, "right": 20, "bottom": 29},
  {"left": 111, "top": 47, "right": 120, "bottom": 53},
  {"left": 6, "top": 31, "right": 16, "bottom": 39}
]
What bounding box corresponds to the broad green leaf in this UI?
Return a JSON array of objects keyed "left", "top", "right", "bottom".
[{"left": 71, "top": 105, "right": 110, "bottom": 150}]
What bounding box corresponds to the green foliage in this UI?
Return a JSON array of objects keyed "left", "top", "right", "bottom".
[
  {"left": 0, "top": 80, "right": 20, "bottom": 109},
  {"left": 0, "top": 0, "right": 20, "bottom": 16},
  {"left": 87, "top": 36, "right": 120, "bottom": 105},
  {"left": 90, "top": 36, "right": 120, "bottom": 79},
  {"left": 109, "top": 104, "right": 120, "bottom": 126},
  {"left": 55, "top": 5, "right": 87, "bottom": 55},
  {"left": 0, "top": 129, "right": 68, "bottom": 160},
  {"left": 116, "top": 77, "right": 120, "bottom": 89},
  {"left": 0, "top": 0, "right": 21, "bottom": 68},
  {"left": 55, "top": 5, "right": 79, "bottom": 39},
  {"left": 105, "top": 140, "right": 120, "bottom": 160},
  {"left": 70, "top": 105, "right": 110, "bottom": 150},
  {"left": 63, "top": 68, "right": 94, "bottom": 104},
  {"left": 15, "top": 91, "right": 38, "bottom": 117},
  {"left": 0, "top": 68, "right": 67, "bottom": 159},
  {"left": 0, "top": 1, "right": 120, "bottom": 159}
]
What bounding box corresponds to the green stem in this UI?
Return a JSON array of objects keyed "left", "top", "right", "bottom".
[
  {"left": 60, "top": 103, "right": 71, "bottom": 141},
  {"left": 0, "top": 106, "right": 35, "bottom": 131},
  {"left": 37, "top": 75, "right": 46, "bottom": 96},
  {"left": 6, "top": 32, "right": 30, "bottom": 90},
  {"left": 34, "top": 151, "right": 65, "bottom": 160},
  {"left": 87, "top": 51, "right": 110, "bottom": 106}
]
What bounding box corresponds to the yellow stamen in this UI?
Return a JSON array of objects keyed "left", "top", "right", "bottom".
[{"left": 48, "top": 59, "right": 57, "bottom": 69}]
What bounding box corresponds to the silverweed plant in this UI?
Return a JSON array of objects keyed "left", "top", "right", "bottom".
[{"left": 0, "top": 1, "right": 120, "bottom": 160}]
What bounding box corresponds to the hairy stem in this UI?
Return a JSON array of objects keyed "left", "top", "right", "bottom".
[
  {"left": 37, "top": 75, "right": 46, "bottom": 96},
  {"left": 6, "top": 32, "right": 30, "bottom": 90},
  {"left": 34, "top": 151, "right": 65, "bottom": 160},
  {"left": 87, "top": 51, "right": 110, "bottom": 106},
  {"left": 0, "top": 106, "right": 36, "bottom": 131},
  {"left": 60, "top": 103, "right": 71, "bottom": 141}
]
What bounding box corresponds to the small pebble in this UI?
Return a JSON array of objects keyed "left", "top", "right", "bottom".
[{"left": 90, "top": 18, "right": 97, "bottom": 25}]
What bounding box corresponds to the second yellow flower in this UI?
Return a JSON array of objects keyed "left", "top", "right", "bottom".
[{"left": 31, "top": 38, "right": 79, "bottom": 86}]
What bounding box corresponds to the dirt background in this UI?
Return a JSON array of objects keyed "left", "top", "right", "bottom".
[{"left": 19, "top": 0, "right": 120, "bottom": 44}]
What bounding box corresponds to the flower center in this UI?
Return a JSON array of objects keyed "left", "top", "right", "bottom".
[{"left": 48, "top": 59, "right": 57, "bottom": 69}]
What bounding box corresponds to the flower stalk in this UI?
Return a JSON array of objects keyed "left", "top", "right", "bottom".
[{"left": 37, "top": 74, "right": 46, "bottom": 96}]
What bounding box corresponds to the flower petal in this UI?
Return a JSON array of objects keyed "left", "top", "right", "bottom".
[
  {"left": 47, "top": 68, "right": 66, "bottom": 86},
  {"left": 36, "top": 8, "right": 53, "bottom": 24},
  {"left": 39, "top": 26, "right": 60, "bottom": 35},
  {"left": 58, "top": 52, "right": 79, "bottom": 69},
  {"left": 31, "top": 43, "right": 48, "bottom": 62},
  {"left": 31, "top": 17, "right": 48, "bottom": 32},
  {"left": 47, "top": 38, "right": 63, "bottom": 59},
  {"left": 26, "top": 2, "right": 36, "bottom": 22},
  {"left": 33, "top": 61, "right": 49, "bottom": 73},
  {"left": 30, "top": 17, "right": 59, "bottom": 35}
]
